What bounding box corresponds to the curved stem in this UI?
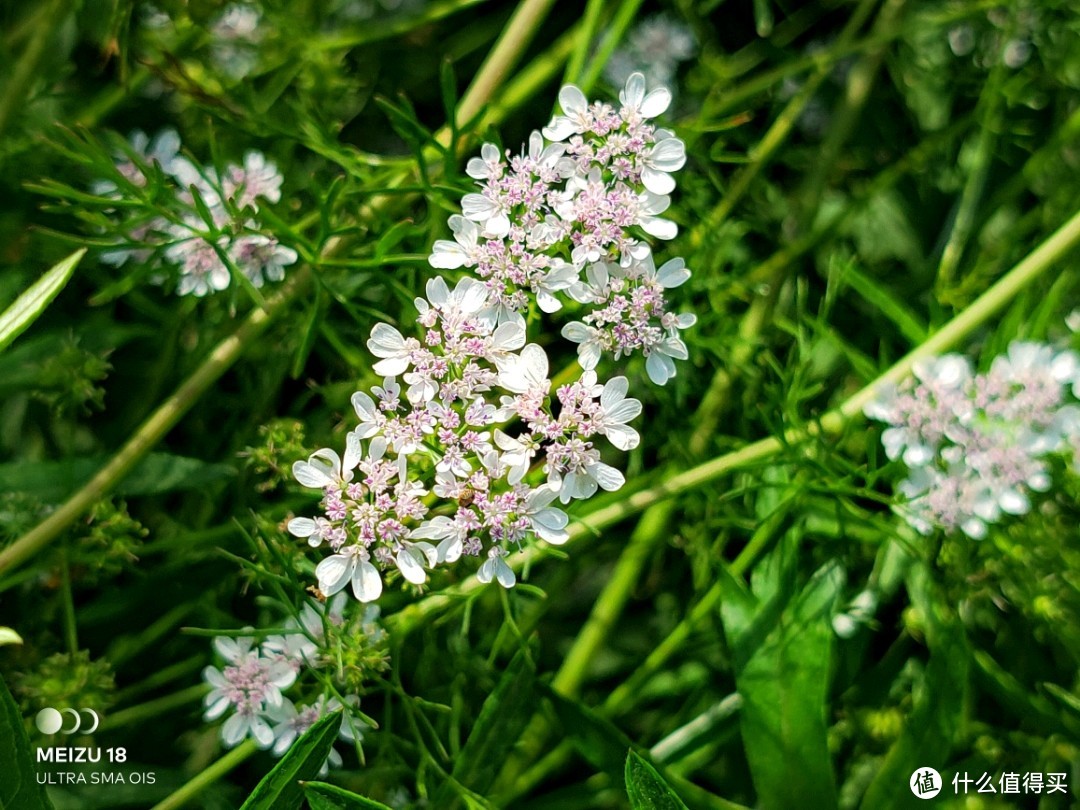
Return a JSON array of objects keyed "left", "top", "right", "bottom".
[
  {"left": 388, "top": 205, "right": 1080, "bottom": 637},
  {"left": 453, "top": 0, "right": 559, "bottom": 131},
  {"left": 149, "top": 739, "right": 258, "bottom": 810},
  {"left": 0, "top": 268, "right": 311, "bottom": 578},
  {"left": 1, "top": 6, "right": 574, "bottom": 581}
]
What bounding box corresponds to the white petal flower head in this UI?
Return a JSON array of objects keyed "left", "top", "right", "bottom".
[
  {"left": 429, "top": 215, "right": 480, "bottom": 270},
  {"left": 410, "top": 516, "right": 467, "bottom": 563},
  {"left": 316, "top": 546, "right": 383, "bottom": 603},
  {"left": 367, "top": 323, "right": 413, "bottom": 376},
  {"left": 912, "top": 354, "right": 972, "bottom": 389},
  {"left": 561, "top": 322, "right": 603, "bottom": 371},
  {"left": 498, "top": 343, "right": 551, "bottom": 394},
  {"left": 466, "top": 142, "right": 504, "bottom": 181},
  {"left": 645, "top": 335, "right": 689, "bottom": 385},
  {"left": 461, "top": 192, "right": 511, "bottom": 238},
  {"left": 557, "top": 460, "right": 625, "bottom": 504},
  {"left": 597, "top": 376, "right": 643, "bottom": 450},
  {"left": 640, "top": 134, "right": 687, "bottom": 195},
  {"left": 619, "top": 72, "right": 672, "bottom": 119},
  {"left": 222, "top": 710, "right": 275, "bottom": 749},
  {"left": 542, "top": 83, "right": 590, "bottom": 142},
  {"left": 292, "top": 438, "right": 361, "bottom": 489},
  {"left": 653, "top": 256, "right": 691, "bottom": 288},
  {"left": 395, "top": 541, "right": 438, "bottom": 585},
  {"left": 477, "top": 547, "right": 516, "bottom": 588},
  {"left": 523, "top": 485, "right": 570, "bottom": 544},
  {"left": 635, "top": 191, "right": 678, "bottom": 240}
]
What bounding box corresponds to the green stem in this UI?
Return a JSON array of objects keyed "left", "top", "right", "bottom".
[
  {"left": 453, "top": 0, "right": 559, "bottom": 130},
  {"left": 59, "top": 544, "right": 78, "bottom": 655},
  {"left": 493, "top": 502, "right": 676, "bottom": 796},
  {"left": 577, "top": 0, "right": 646, "bottom": 94},
  {"left": 150, "top": 739, "right": 258, "bottom": 810},
  {"left": 388, "top": 205, "right": 1080, "bottom": 639},
  {"left": 935, "top": 62, "right": 1006, "bottom": 299},
  {"left": 0, "top": 0, "right": 71, "bottom": 144},
  {"left": 562, "top": 0, "right": 606, "bottom": 85},
  {"left": 689, "top": 0, "right": 906, "bottom": 457},
  {"left": 0, "top": 267, "right": 311, "bottom": 579},
  {"left": 113, "top": 657, "right": 203, "bottom": 704},
  {"left": 101, "top": 684, "right": 208, "bottom": 732},
  {"left": 697, "top": 0, "right": 878, "bottom": 233}
]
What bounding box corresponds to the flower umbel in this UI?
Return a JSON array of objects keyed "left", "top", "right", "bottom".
[
  {"left": 430, "top": 73, "right": 694, "bottom": 384},
  {"left": 866, "top": 339, "right": 1080, "bottom": 538}
]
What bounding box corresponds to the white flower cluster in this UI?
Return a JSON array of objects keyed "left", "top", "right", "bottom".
[
  {"left": 95, "top": 129, "right": 296, "bottom": 297},
  {"left": 430, "top": 73, "right": 695, "bottom": 385},
  {"left": 210, "top": 4, "right": 264, "bottom": 80},
  {"left": 604, "top": 15, "right": 697, "bottom": 92},
  {"left": 290, "top": 277, "right": 639, "bottom": 600},
  {"left": 201, "top": 595, "right": 371, "bottom": 770},
  {"left": 866, "top": 340, "right": 1080, "bottom": 539},
  {"left": 290, "top": 75, "right": 690, "bottom": 603}
]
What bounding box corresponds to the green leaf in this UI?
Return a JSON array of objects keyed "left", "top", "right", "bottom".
[
  {"left": 303, "top": 781, "right": 394, "bottom": 810},
  {"left": 0, "top": 248, "right": 85, "bottom": 353},
  {"left": 0, "top": 627, "right": 23, "bottom": 646},
  {"left": 239, "top": 710, "right": 342, "bottom": 810},
  {"left": 0, "top": 453, "right": 236, "bottom": 502},
  {"left": 625, "top": 751, "right": 689, "bottom": 810},
  {"left": 727, "top": 562, "right": 844, "bottom": 810},
  {"left": 0, "top": 673, "right": 55, "bottom": 810},
  {"left": 435, "top": 650, "right": 535, "bottom": 804},
  {"left": 544, "top": 683, "right": 636, "bottom": 781},
  {"left": 836, "top": 259, "right": 928, "bottom": 346},
  {"left": 859, "top": 562, "right": 969, "bottom": 810}
]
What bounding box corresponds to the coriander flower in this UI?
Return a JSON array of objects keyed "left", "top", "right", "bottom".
[
  {"left": 290, "top": 278, "right": 633, "bottom": 599},
  {"left": 202, "top": 634, "right": 296, "bottom": 748},
  {"left": 866, "top": 336, "right": 1080, "bottom": 538},
  {"left": 266, "top": 695, "right": 362, "bottom": 774},
  {"left": 429, "top": 74, "right": 694, "bottom": 380}
]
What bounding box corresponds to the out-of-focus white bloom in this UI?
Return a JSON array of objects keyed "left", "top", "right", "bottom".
[
  {"left": 604, "top": 15, "right": 696, "bottom": 92},
  {"left": 93, "top": 129, "right": 293, "bottom": 297},
  {"left": 223, "top": 152, "right": 284, "bottom": 208},
  {"left": 866, "top": 336, "right": 1080, "bottom": 539}
]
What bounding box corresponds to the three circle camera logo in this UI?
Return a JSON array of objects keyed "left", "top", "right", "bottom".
[{"left": 34, "top": 707, "right": 100, "bottom": 735}]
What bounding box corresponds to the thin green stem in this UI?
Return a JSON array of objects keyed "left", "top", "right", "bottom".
[
  {"left": 453, "top": 0, "right": 559, "bottom": 131},
  {"left": 0, "top": 0, "right": 71, "bottom": 144},
  {"left": 696, "top": 0, "right": 878, "bottom": 234},
  {"left": 577, "top": 0, "right": 646, "bottom": 95},
  {"left": 0, "top": 267, "right": 311, "bottom": 579},
  {"left": 149, "top": 738, "right": 258, "bottom": 810},
  {"left": 101, "top": 684, "right": 208, "bottom": 732},
  {"left": 113, "top": 657, "right": 203, "bottom": 704},
  {"left": 388, "top": 205, "right": 1080, "bottom": 639},
  {"left": 935, "top": 62, "right": 1006, "bottom": 299},
  {"left": 562, "top": 0, "right": 607, "bottom": 86},
  {"left": 59, "top": 545, "right": 78, "bottom": 655}
]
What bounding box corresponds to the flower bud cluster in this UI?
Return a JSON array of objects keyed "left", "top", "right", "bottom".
[
  {"left": 430, "top": 73, "right": 695, "bottom": 384},
  {"left": 866, "top": 341, "right": 1080, "bottom": 539},
  {"left": 202, "top": 595, "right": 376, "bottom": 771},
  {"left": 95, "top": 129, "right": 296, "bottom": 296}
]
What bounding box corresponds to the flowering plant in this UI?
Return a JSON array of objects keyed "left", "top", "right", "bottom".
[{"left": 288, "top": 73, "right": 691, "bottom": 603}]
